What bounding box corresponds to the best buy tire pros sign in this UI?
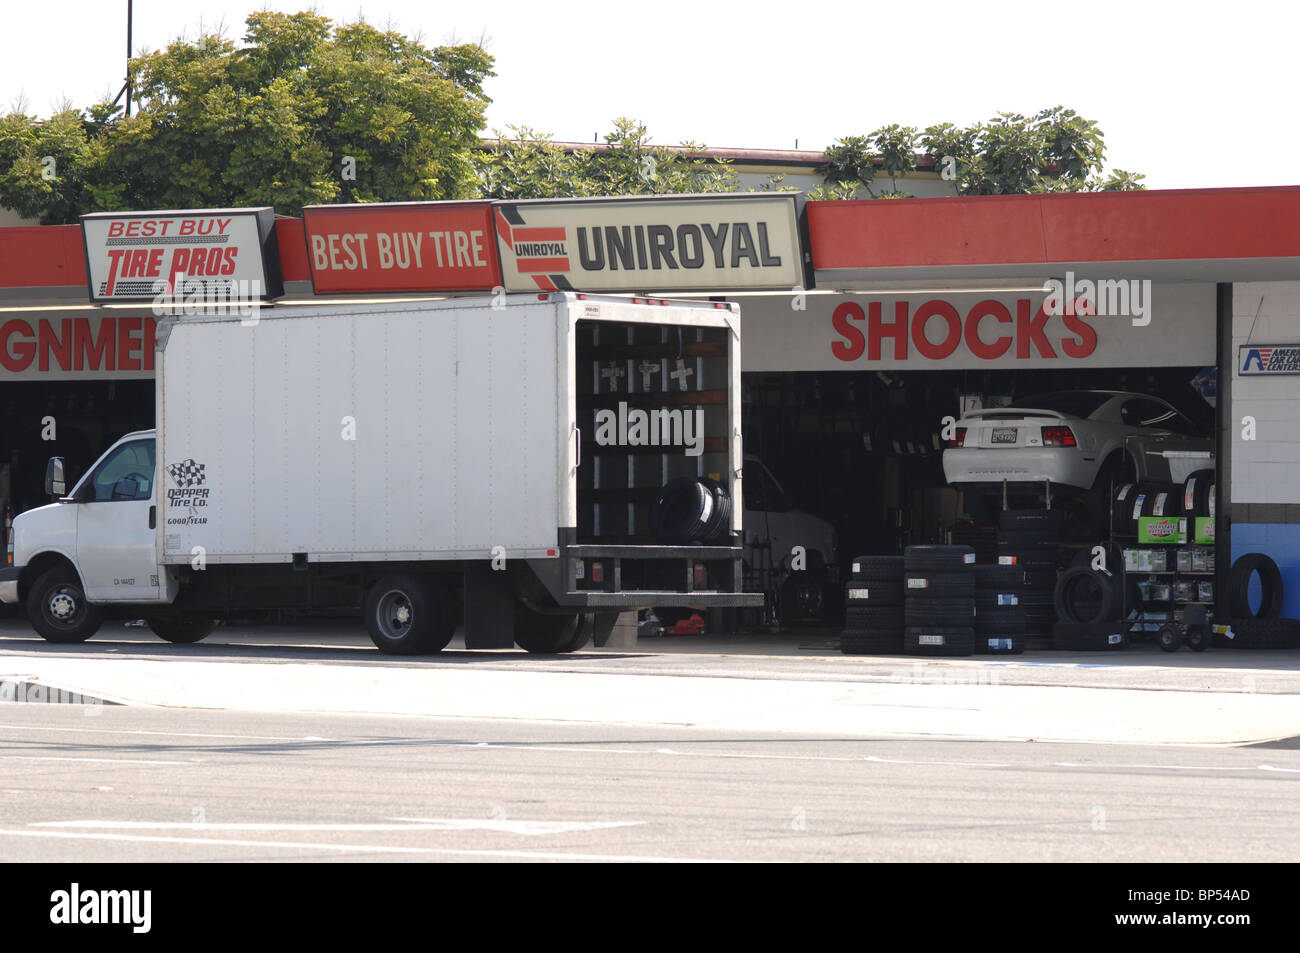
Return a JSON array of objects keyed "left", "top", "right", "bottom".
[
  {"left": 493, "top": 194, "right": 807, "bottom": 293},
  {"left": 81, "top": 208, "right": 284, "bottom": 303}
]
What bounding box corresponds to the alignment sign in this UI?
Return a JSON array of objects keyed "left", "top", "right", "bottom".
[{"left": 493, "top": 194, "right": 805, "bottom": 293}]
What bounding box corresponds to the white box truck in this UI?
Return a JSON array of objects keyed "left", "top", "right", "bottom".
[{"left": 1, "top": 293, "right": 761, "bottom": 653}]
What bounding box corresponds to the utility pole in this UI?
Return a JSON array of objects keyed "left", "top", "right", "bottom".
[{"left": 125, "top": 0, "right": 134, "bottom": 117}]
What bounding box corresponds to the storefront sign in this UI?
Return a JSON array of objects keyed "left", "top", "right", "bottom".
[
  {"left": 1238, "top": 344, "right": 1300, "bottom": 375},
  {"left": 301, "top": 202, "right": 499, "bottom": 294},
  {"left": 81, "top": 208, "right": 283, "bottom": 303},
  {"left": 494, "top": 194, "right": 805, "bottom": 293},
  {"left": 0, "top": 314, "right": 157, "bottom": 379},
  {"left": 732, "top": 284, "right": 1216, "bottom": 371}
]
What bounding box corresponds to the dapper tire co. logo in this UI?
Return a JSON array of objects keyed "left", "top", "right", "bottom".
[{"left": 165, "top": 459, "right": 209, "bottom": 525}]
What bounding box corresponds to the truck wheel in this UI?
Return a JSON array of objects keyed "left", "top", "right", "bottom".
[
  {"left": 146, "top": 615, "right": 217, "bottom": 644},
  {"left": 364, "top": 574, "right": 454, "bottom": 655},
  {"left": 27, "top": 567, "right": 102, "bottom": 644},
  {"left": 515, "top": 608, "right": 589, "bottom": 654}
]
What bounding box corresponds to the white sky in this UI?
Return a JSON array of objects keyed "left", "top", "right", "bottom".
[{"left": 4, "top": 0, "right": 1297, "bottom": 190}]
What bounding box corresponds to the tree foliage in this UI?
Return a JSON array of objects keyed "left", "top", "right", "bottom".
[
  {"left": 817, "top": 107, "right": 1144, "bottom": 199},
  {"left": 0, "top": 11, "right": 494, "bottom": 221},
  {"left": 477, "top": 118, "right": 740, "bottom": 199}
]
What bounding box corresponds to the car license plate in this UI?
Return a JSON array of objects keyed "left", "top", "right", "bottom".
[{"left": 991, "top": 427, "right": 1018, "bottom": 444}]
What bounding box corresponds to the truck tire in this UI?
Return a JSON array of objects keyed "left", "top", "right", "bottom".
[
  {"left": 27, "top": 566, "right": 102, "bottom": 644},
  {"left": 698, "top": 477, "right": 732, "bottom": 542},
  {"left": 845, "top": 606, "right": 905, "bottom": 630},
  {"left": 147, "top": 615, "right": 217, "bottom": 644},
  {"left": 1229, "top": 553, "right": 1284, "bottom": 619},
  {"left": 649, "top": 477, "right": 713, "bottom": 544},
  {"left": 515, "top": 608, "right": 590, "bottom": 654},
  {"left": 973, "top": 564, "right": 1024, "bottom": 589},
  {"left": 848, "top": 555, "right": 904, "bottom": 581},
  {"left": 974, "top": 607, "right": 1026, "bottom": 632},
  {"left": 903, "top": 545, "right": 976, "bottom": 573},
  {"left": 904, "top": 572, "right": 975, "bottom": 599},
  {"left": 845, "top": 579, "right": 904, "bottom": 606},
  {"left": 364, "top": 574, "right": 454, "bottom": 655},
  {"left": 1181, "top": 469, "right": 1215, "bottom": 518},
  {"left": 903, "top": 626, "right": 974, "bottom": 657},
  {"left": 1054, "top": 567, "right": 1119, "bottom": 624},
  {"left": 1052, "top": 620, "right": 1128, "bottom": 651}
]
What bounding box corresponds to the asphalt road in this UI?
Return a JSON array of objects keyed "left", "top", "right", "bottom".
[{"left": 1, "top": 703, "right": 1298, "bottom": 863}]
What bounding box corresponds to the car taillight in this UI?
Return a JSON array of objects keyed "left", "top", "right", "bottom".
[
  {"left": 591, "top": 561, "right": 604, "bottom": 584},
  {"left": 947, "top": 427, "right": 967, "bottom": 448},
  {"left": 1041, "top": 426, "right": 1077, "bottom": 447}
]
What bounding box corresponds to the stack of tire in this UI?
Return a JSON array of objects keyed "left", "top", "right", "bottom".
[
  {"left": 649, "top": 476, "right": 732, "bottom": 543},
  {"left": 1215, "top": 553, "right": 1300, "bottom": 649},
  {"left": 972, "top": 564, "right": 1026, "bottom": 653},
  {"left": 1111, "top": 481, "right": 1181, "bottom": 539},
  {"left": 903, "top": 545, "right": 976, "bottom": 656},
  {"left": 1052, "top": 564, "right": 1130, "bottom": 650},
  {"left": 840, "top": 556, "right": 905, "bottom": 655},
  {"left": 998, "top": 509, "right": 1062, "bottom": 650},
  {"left": 1181, "top": 468, "right": 1216, "bottom": 520}
]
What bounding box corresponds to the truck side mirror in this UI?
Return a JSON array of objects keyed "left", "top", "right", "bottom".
[{"left": 44, "top": 457, "right": 66, "bottom": 498}]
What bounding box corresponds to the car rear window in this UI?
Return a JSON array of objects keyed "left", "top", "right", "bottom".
[{"left": 1010, "top": 392, "right": 1110, "bottom": 417}]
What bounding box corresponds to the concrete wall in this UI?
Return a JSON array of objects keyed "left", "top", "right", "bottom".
[{"left": 1230, "top": 281, "right": 1300, "bottom": 617}]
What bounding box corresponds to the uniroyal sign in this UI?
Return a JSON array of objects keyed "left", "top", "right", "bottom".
[
  {"left": 493, "top": 194, "right": 806, "bottom": 293},
  {"left": 301, "top": 202, "right": 499, "bottom": 293},
  {"left": 81, "top": 208, "right": 283, "bottom": 303},
  {"left": 1, "top": 315, "right": 157, "bottom": 379},
  {"left": 733, "top": 285, "right": 1215, "bottom": 372}
]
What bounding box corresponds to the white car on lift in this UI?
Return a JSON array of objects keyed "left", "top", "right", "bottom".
[{"left": 942, "top": 390, "right": 1212, "bottom": 519}]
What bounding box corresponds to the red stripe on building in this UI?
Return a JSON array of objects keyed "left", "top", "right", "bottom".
[{"left": 494, "top": 209, "right": 514, "bottom": 247}]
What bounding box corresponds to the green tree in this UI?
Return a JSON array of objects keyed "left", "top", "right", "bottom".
[
  {"left": 818, "top": 108, "right": 1142, "bottom": 198},
  {"left": 477, "top": 118, "right": 739, "bottom": 199},
  {"left": 1, "top": 11, "right": 495, "bottom": 221}
]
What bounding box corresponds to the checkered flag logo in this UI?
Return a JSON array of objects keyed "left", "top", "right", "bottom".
[{"left": 167, "top": 459, "right": 206, "bottom": 488}]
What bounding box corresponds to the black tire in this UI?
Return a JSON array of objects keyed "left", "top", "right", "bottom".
[
  {"left": 903, "top": 626, "right": 974, "bottom": 656},
  {"left": 973, "top": 564, "right": 1024, "bottom": 589},
  {"left": 649, "top": 477, "right": 713, "bottom": 544},
  {"left": 146, "top": 615, "right": 217, "bottom": 644},
  {"left": 1052, "top": 620, "right": 1128, "bottom": 651},
  {"left": 905, "top": 600, "right": 977, "bottom": 627},
  {"left": 1022, "top": 569, "right": 1058, "bottom": 590},
  {"left": 1229, "top": 553, "right": 1284, "bottom": 619},
  {"left": 974, "top": 633, "right": 1025, "bottom": 655},
  {"left": 848, "top": 555, "right": 904, "bottom": 581},
  {"left": 841, "top": 626, "right": 905, "bottom": 654},
  {"left": 27, "top": 566, "right": 102, "bottom": 644},
  {"left": 1181, "top": 469, "right": 1215, "bottom": 518},
  {"left": 1054, "top": 567, "right": 1119, "bottom": 625},
  {"left": 844, "top": 579, "right": 904, "bottom": 607},
  {"left": 974, "top": 589, "right": 1022, "bottom": 610},
  {"left": 1157, "top": 624, "right": 1183, "bottom": 652},
  {"left": 1185, "top": 623, "right": 1211, "bottom": 652},
  {"left": 844, "top": 605, "right": 905, "bottom": 630},
  {"left": 974, "top": 607, "right": 1026, "bottom": 632},
  {"left": 697, "top": 477, "right": 732, "bottom": 542},
  {"left": 998, "top": 532, "right": 1060, "bottom": 551},
  {"left": 903, "top": 545, "right": 976, "bottom": 573},
  {"left": 1216, "top": 618, "right": 1300, "bottom": 650},
  {"left": 515, "top": 608, "right": 590, "bottom": 654},
  {"left": 904, "top": 572, "right": 975, "bottom": 599},
  {"left": 999, "top": 508, "right": 1064, "bottom": 532},
  {"left": 364, "top": 574, "right": 454, "bottom": 655}
]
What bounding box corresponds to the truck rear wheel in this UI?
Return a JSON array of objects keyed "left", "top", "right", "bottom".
[
  {"left": 27, "top": 567, "right": 102, "bottom": 644},
  {"left": 364, "top": 574, "right": 455, "bottom": 655},
  {"left": 147, "top": 615, "right": 217, "bottom": 644},
  {"left": 515, "top": 608, "right": 590, "bottom": 654}
]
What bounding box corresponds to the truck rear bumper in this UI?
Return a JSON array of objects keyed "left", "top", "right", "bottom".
[{"left": 0, "top": 567, "right": 19, "bottom": 605}]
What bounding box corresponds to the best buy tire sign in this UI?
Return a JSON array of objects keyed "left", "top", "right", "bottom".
[{"left": 494, "top": 194, "right": 806, "bottom": 293}]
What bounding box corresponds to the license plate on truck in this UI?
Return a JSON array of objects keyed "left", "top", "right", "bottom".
[{"left": 991, "top": 428, "right": 1018, "bottom": 444}]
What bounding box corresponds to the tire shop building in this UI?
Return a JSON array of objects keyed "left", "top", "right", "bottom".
[{"left": 2, "top": 186, "right": 1299, "bottom": 646}]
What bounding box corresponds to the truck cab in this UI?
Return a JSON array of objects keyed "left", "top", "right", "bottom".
[{"left": 1, "top": 430, "right": 177, "bottom": 642}]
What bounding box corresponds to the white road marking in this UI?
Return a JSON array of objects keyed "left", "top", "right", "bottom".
[
  {"left": 1258, "top": 764, "right": 1300, "bottom": 773},
  {"left": 0, "top": 829, "right": 723, "bottom": 862},
  {"left": 0, "top": 723, "right": 328, "bottom": 742},
  {"left": 36, "top": 818, "right": 643, "bottom": 836},
  {"left": 0, "top": 755, "right": 195, "bottom": 765}
]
